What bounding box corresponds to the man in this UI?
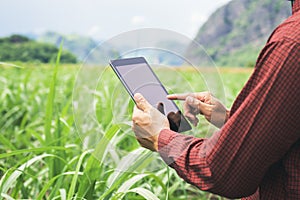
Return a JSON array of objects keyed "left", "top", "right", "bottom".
[{"left": 132, "top": 0, "right": 299, "bottom": 199}]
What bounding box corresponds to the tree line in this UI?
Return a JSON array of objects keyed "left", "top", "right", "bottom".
[{"left": 0, "top": 35, "right": 77, "bottom": 63}]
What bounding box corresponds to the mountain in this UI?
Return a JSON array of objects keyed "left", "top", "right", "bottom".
[
  {"left": 35, "top": 31, "right": 187, "bottom": 66},
  {"left": 186, "top": 0, "right": 291, "bottom": 67},
  {"left": 36, "top": 32, "right": 112, "bottom": 63}
]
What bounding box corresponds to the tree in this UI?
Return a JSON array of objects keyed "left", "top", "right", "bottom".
[{"left": 0, "top": 35, "right": 77, "bottom": 63}]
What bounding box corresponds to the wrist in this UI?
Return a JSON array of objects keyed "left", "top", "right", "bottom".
[
  {"left": 158, "top": 129, "right": 175, "bottom": 151},
  {"left": 154, "top": 128, "right": 169, "bottom": 152},
  {"left": 225, "top": 109, "right": 231, "bottom": 122}
]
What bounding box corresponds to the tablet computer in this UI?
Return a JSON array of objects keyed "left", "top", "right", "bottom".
[{"left": 109, "top": 57, "right": 191, "bottom": 132}]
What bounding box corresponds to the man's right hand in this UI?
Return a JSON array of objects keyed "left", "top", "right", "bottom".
[{"left": 167, "top": 92, "right": 230, "bottom": 128}]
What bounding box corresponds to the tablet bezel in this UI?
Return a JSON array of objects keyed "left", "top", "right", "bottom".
[{"left": 109, "top": 57, "right": 192, "bottom": 132}]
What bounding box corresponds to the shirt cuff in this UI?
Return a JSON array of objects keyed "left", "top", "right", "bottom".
[{"left": 158, "top": 129, "right": 178, "bottom": 166}]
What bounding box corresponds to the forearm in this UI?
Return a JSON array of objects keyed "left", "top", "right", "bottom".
[
  {"left": 158, "top": 128, "right": 260, "bottom": 198},
  {"left": 158, "top": 98, "right": 299, "bottom": 199},
  {"left": 158, "top": 129, "right": 215, "bottom": 193}
]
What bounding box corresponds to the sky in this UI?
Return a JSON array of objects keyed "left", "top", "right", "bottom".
[{"left": 1, "top": 0, "right": 232, "bottom": 40}]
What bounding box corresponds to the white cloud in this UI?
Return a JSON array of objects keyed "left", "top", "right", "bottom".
[
  {"left": 131, "top": 16, "right": 145, "bottom": 26},
  {"left": 185, "top": 13, "right": 208, "bottom": 38},
  {"left": 88, "top": 25, "right": 101, "bottom": 37},
  {"left": 190, "top": 13, "right": 207, "bottom": 25},
  {"left": 32, "top": 27, "right": 47, "bottom": 35},
  {"left": 0, "top": 0, "right": 232, "bottom": 39}
]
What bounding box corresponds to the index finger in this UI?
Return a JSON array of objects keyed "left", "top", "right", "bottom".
[{"left": 167, "top": 93, "right": 190, "bottom": 100}]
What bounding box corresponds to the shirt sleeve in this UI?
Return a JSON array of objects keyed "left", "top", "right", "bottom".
[{"left": 158, "top": 40, "right": 300, "bottom": 199}]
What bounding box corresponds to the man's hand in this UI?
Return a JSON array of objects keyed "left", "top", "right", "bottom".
[
  {"left": 132, "top": 93, "right": 170, "bottom": 151},
  {"left": 167, "top": 92, "right": 230, "bottom": 128}
]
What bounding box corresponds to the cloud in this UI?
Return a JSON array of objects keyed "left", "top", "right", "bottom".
[
  {"left": 186, "top": 13, "right": 208, "bottom": 38},
  {"left": 88, "top": 25, "right": 101, "bottom": 37},
  {"left": 189, "top": 13, "right": 207, "bottom": 25},
  {"left": 131, "top": 16, "right": 145, "bottom": 26},
  {"left": 32, "top": 27, "right": 47, "bottom": 35}
]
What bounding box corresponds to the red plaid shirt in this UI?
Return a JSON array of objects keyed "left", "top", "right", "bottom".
[{"left": 158, "top": 2, "right": 300, "bottom": 199}]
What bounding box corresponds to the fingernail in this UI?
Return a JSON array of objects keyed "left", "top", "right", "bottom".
[{"left": 134, "top": 93, "right": 143, "bottom": 101}]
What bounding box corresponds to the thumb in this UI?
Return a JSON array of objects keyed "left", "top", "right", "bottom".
[
  {"left": 157, "top": 102, "right": 165, "bottom": 115},
  {"left": 187, "top": 96, "right": 212, "bottom": 116},
  {"left": 186, "top": 96, "right": 201, "bottom": 109},
  {"left": 134, "top": 93, "right": 152, "bottom": 111}
]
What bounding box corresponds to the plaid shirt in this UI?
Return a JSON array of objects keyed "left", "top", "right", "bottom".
[{"left": 158, "top": 1, "right": 300, "bottom": 199}]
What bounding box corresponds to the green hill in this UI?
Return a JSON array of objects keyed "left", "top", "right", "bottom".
[
  {"left": 0, "top": 35, "right": 77, "bottom": 63},
  {"left": 186, "top": 0, "right": 291, "bottom": 67}
]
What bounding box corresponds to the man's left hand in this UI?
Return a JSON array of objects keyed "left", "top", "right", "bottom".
[{"left": 132, "top": 93, "right": 170, "bottom": 151}]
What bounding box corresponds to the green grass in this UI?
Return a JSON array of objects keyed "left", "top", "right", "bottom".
[{"left": 0, "top": 62, "right": 251, "bottom": 199}]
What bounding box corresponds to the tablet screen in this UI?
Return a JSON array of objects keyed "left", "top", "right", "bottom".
[
  {"left": 110, "top": 57, "right": 191, "bottom": 132},
  {"left": 117, "top": 63, "right": 179, "bottom": 113}
]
